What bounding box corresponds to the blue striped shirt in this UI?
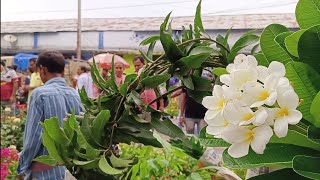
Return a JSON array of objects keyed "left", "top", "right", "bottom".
[{"left": 18, "top": 77, "right": 83, "bottom": 180}]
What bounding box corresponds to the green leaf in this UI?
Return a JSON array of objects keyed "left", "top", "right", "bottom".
[
  {"left": 194, "top": 0, "right": 205, "bottom": 32},
  {"left": 124, "top": 74, "right": 137, "bottom": 84},
  {"left": 40, "top": 123, "right": 64, "bottom": 162},
  {"left": 285, "top": 62, "right": 320, "bottom": 127},
  {"left": 260, "top": 24, "right": 294, "bottom": 65},
  {"left": 248, "top": 168, "right": 307, "bottom": 180},
  {"left": 141, "top": 74, "right": 171, "bottom": 89},
  {"left": 99, "top": 154, "right": 124, "bottom": 175},
  {"left": 160, "top": 12, "right": 184, "bottom": 62},
  {"left": 191, "top": 75, "right": 213, "bottom": 91},
  {"left": 183, "top": 76, "right": 194, "bottom": 90},
  {"left": 274, "top": 31, "right": 293, "bottom": 49},
  {"left": 80, "top": 114, "right": 104, "bottom": 148},
  {"left": 212, "top": 68, "right": 228, "bottom": 77},
  {"left": 293, "top": 155, "right": 320, "bottom": 180},
  {"left": 119, "top": 82, "right": 129, "bottom": 96},
  {"left": 73, "top": 159, "right": 96, "bottom": 166},
  {"left": 296, "top": 0, "right": 320, "bottom": 29},
  {"left": 223, "top": 144, "right": 320, "bottom": 169},
  {"left": 254, "top": 52, "right": 270, "bottom": 67},
  {"left": 33, "top": 155, "right": 59, "bottom": 166},
  {"left": 298, "top": 25, "right": 320, "bottom": 72},
  {"left": 227, "top": 33, "right": 259, "bottom": 62},
  {"left": 128, "top": 90, "right": 145, "bottom": 107},
  {"left": 63, "top": 118, "right": 74, "bottom": 140},
  {"left": 186, "top": 89, "right": 210, "bottom": 104},
  {"left": 285, "top": 30, "right": 306, "bottom": 57},
  {"left": 44, "top": 117, "right": 70, "bottom": 144},
  {"left": 177, "top": 47, "right": 213, "bottom": 68},
  {"left": 91, "top": 57, "right": 109, "bottom": 92},
  {"left": 251, "top": 43, "right": 260, "bottom": 55},
  {"left": 311, "top": 92, "right": 320, "bottom": 122},
  {"left": 147, "top": 41, "right": 157, "bottom": 60},
  {"left": 109, "top": 153, "right": 133, "bottom": 168},
  {"left": 270, "top": 129, "right": 320, "bottom": 151},
  {"left": 108, "top": 55, "right": 118, "bottom": 92},
  {"left": 199, "top": 138, "right": 230, "bottom": 147},
  {"left": 140, "top": 35, "right": 160, "bottom": 46},
  {"left": 91, "top": 110, "right": 110, "bottom": 143},
  {"left": 150, "top": 113, "right": 192, "bottom": 149}
]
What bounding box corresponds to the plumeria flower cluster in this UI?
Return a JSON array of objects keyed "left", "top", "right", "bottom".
[{"left": 202, "top": 54, "right": 302, "bottom": 158}]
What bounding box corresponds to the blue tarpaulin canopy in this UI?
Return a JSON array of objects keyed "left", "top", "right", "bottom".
[{"left": 14, "top": 53, "right": 38, "bottom": 71}]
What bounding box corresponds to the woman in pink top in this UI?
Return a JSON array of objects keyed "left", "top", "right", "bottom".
[{"left": 115, "top": 62, "right": 126, "bottom": 87}]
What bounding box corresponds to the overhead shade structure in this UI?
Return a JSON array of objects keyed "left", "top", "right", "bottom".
[
  {"left": 14, "top": 53, "right": 38, "bottom": 71},
  {"left": 88, "top": 53, "right": 130, "bottom": 69}
]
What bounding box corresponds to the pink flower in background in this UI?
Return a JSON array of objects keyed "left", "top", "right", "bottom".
[{"left": 1, "top": 148, "right": 19, "bottom": 179}]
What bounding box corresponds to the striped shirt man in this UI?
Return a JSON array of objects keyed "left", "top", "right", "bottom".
[{"left": 17, "top": 77, "right": 83, "bottom": 180}]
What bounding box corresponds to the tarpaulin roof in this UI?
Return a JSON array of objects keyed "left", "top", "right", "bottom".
[{"left": 14, "top": 53, "right": 38, "bottom": 71}]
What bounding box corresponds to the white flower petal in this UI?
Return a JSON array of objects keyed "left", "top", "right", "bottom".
[
  {"left": 228, "top": 142, "right": 250, "bottom": 158},
  {"left": 253, "top": 108, "right": 268, "bottom": 126},
  {"left": 226, "top": 64, "right": 236, "bottom": 73},
  {"left": 264, "top": 108, "right": 277, "bottom": 126},
  {"left": 278, "top": 90, "right": 299, "bottom": 109},
  {"left": 202, "top": 96, "right": 217, "bottom": 110},
  {"left": 287, "top": 109, "right": 302, "bottom": 124},
  {"left": 232, "top": 69, "right": 258, "bottom": 89},
  {"left": 221, "top": 125, "right": 249, "bottom": 143},
  {"left": 253, "top": 125, "right": 273, "bottom": 143},
  {"left": 220, "top": 75, "right": 232, "bottom": 87},
  {"left": 205, "top": 110, "right": 220, "bottom": 121},
  {"left": 206, "top": 125, "right": 226, "bottom": 136},
  {"left": 268, "top": 61, "right": 285, "bottom": 77},
  {"left": 205, "top": 113, "right": 225, "bottom": 126},
  {"left": 264, "top": 75, "right": 280, "bottom": 90},
  {"left": 223, "top": 102, "right": 241, "bottom": 125},
  {"left": 246, "top": 55, "right": 258, "bottom": 68},
  {"left": 257, "top": 66, "right": 269, "bottom": 82},
  {"left": 234, "top": 54, "right": 247, "bottom": 64},
  {"left": 274, "top": 118, "right": 289, "bottom": 138},
  {"left": 213, "top": 85, "right": 224, "bottom": 97},
  {"left": 265, "top": 91, "right": 277, "bottom": 106}
]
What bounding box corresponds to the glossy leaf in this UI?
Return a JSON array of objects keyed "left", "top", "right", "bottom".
[
  {"left": 140, "top": 35, "right": 160, "bottom": 46},
  {"left": 274, "top": 31, "right": 293, "bottom": 49},
  {"left": 182, "top": 76, "right": 194, "bottom": 90},
  {"left": 223, "top": 144, "right": 319, "bottom": 169},
  {"left": 298, "top": 25, "right": 320, "bottom": 72},
  {"left": 212, "top": 68, "right": 228, "bottom": 77},
  {"left": 108, "top": 56, "right": 118, "bottom": 92},
  {"left": 260, "top": 24, "right": 294, "bottom": 65},
  {"left": 254, "top": 52, "right": 270, "bottom": 66},
  {"left": 91, "top": 110, "right": 110, "bottom": 143},
  {"left": 34, "top": 155, "right": 59, "bottom": 166},
  {"left": 119, "top": 82, "right": 129, "bottom": 96},
  {"left": 308, "top": 126, "right": 320, "bottom": 143},
  {"left": 141, "top": 74, "right": 171, "bottom": 89},
  {"left": 73, "top": 159, "right": 96, "bottom": 166},
  {"left": 248, "top": 168, "right": 307, "bottom": 180},
  {"left": 99, "top": 154, "right": 124, "bottom": 175},
  {"left": 293, "top": 155, "right": 320, "bottom": 180},
  {"left": 296, "top": 0, "right": 320, "bottom": 29},
  {"left": 187, "top": 89, "right": 211, "bottom": 104},
  {"left": 177, "top": 51, "right": 213, "bottom": 69},
  {"left": 199, "top": 138, "right": 230, "bottom": 147},
  {"left": 285, "top": 30, "right": 306, "bottom": 57},
  {"left": 191, "top": 75, "right": 213, "bottom": 91},
  {"left": 44, "top": 117, "right": 70, "bottom": 145},
  {"left": 147, "top": 41, "right": 157, "bottom": 60},
  {"left": 286, "top": 62, "right": 320, "bottom": 127},
  {"left": 124, "top": 74, "right": 137, "bottom": 84}
]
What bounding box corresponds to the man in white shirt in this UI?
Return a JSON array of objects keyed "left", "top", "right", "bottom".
[{"left": 76, "top": 66, "right": 95, "bottom": 98}]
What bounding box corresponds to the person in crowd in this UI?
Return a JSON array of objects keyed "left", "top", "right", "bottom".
[
  {"left": 76, "top": 66, "right": 95, "bottom": 98},
  {"left": 17, "top": 51, "right": 83, "bottom": 180},
  {"left": 101, "top": 68, "right": 109, "bottom": 81},
  {"left": 72, "top": 68, "right": 81, "bottom": 89},
  {"left": 133, "top": 56, "right": 164, "bottom": 111},
  {"left": 114, "top": 62, "right": 126, "bottom": 87},
  {"left": 1, "top": 60, "right": 19, "bottom": 114},
  {"left": 23, "top": 58, "right": 43, "bottom": 105}
]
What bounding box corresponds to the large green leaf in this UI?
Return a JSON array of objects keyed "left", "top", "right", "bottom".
[
  {"left": 311, "top": 92, "right": 320, "bottom": 122},
  {"left": 298, "top": 25, "right": 320, "bottom": 73},
  {"left": 108, "top": 56, "right": 118, "bottom": 92},
  {"left": 308, "top": 126, "right": 320, "bottom": 144},
  {"left": 296, "top": 0, "right": 320, "bottom": 29},
  {"left": 160, "top": 12, "right": 184, "bottom": 62},
  {"left": 147, "top": 41, "right": 156, "bottom": 60},
  {"left": 140, "top": 35, "right": 160, "bottom": 46},
  {"left": 177, "top": 46, "right": 214, "bottom": 68},
  {"left": 91, "top": 57, "right": 109, "bottom": 92},
  {"left": 109, "top": 153, "right": 133, "bottom": 168},
  {"left": 254, "top": 52, "right": 270, "bottom": 66},
  {"left": 187, "top": 89, "right": 211, "bottom": 104},
  {"left": 285, "top": 62, "right": 320, "bottom": 127},
  {"left": 44, "top": 117, "right": 70, "bottom": 145},
  {"left": 183, "top": 76, "right": 194, "bottom": 90},
  {"left": 99, "top": 154, "right": 124, "bottom": 175},
  {"left": 191, "top": 75, "right": 213, "bottom": 91},
  {"left": 212, "top": 68, "right": 228, "bottom": 77},
  {"left": 141, "top": 74, "right": 171, "bottom": 89},
  {"left": 248, "top": 168, "right": 307, "bottom": 180},
  {"left": 270, "top": 129, "right": 320, "bottom": 151},
  {"left": 285, "top": 30, "right": 306, "bottom": 57},
  {"left": 34, "top": 155, "right": 59, "bottom": 166},
  {"left": 91, "top": 110, "right": 110, "bottom": 143},
  {"left": 223, "top": 144, "right": 319, "bottom": 169},
  {"left": 227, "top": 31, "right": 260, "bottom": 62},
  {"left": 199, "top": 138, "right": 230, "bottom": 147},
  {"left": 293, "top": 156, "right": 320, "bottom": 180},
  {"left": 194, "top": 0, "right": 205, "bottom": 33},
  {"left": 274, "top": 31, "right": 293, "bottom": 49},
  {"left": 260, "top": 24, "right": 294, "bottom": 65}
]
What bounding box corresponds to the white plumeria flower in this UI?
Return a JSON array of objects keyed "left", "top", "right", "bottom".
[
  {"left": 223, "top": 101, "right": 268, "bottom": 126},
  {"left": 221, "top": 125, "right": 273, "bottom": 158},
  {"left": 220, "top": 68, "right": 258, "bottom": 90},
  {"left": 202, "top": 85, "right": 229, "bottom": 120},
  {"left": 226, "top": 54, "right": 258, "bottom": 73},
  {"left": 276, "top": 77, "right": 294, "bottom": 95},
  {"left": 242, "top": 75, "right": 279, "bottom": 107},
  {"left": 257, "top": 61, "right": 286, "bottom": 83},
  {"left": 205, "top": 113, "right": 230, "bottom": 138},
  {"left": 273, "top": 89, "right": 302, "bottom": 138}
]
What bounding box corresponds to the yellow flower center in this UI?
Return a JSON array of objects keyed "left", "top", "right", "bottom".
[
  {"left": 246, "top": 131, "right": 254, "bottom": 142},
  {"left": 217, "top": 98, "right": 225, "bottom": 110},
  {"left": 243, "top": 113, "right": 254, "bottom": 121},
  {"left": 258, "top": 90, "right": 269, "bottom": 101},
  {"left": 223, "top": 121, "right": 229, "bottom": 127},
  {"left": 277, "top": 107, "right": 289, "bottom": 117}
]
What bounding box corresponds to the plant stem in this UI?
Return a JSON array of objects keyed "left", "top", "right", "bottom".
[
  {"left": 178, "top": 38, "right": 230, "bottom": 53},
  {"left": 148, "top": 86, "right": 184, "bottom": 106},
  {"left": 108, "top": 124, "right": 117, "bottom": 150}
]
